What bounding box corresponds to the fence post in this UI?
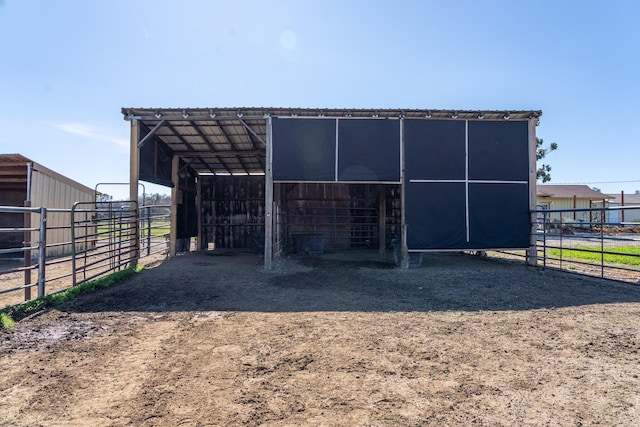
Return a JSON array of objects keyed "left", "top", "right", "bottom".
[
  {"left": 37, "top": 207, "right": 47, "bottom": 298},
  {"left": 543, "top": 210, "right": 548, "bottom": 269},
  {"left": 600, "top": 207, "right": 605, "bottom": 278},
  {"left": 146, "top": 206, "right": 151, "bottom": 256},
  {"left": 23, "top": 201, "right": 32, "bottom": 301},
  {"left": 132, "top": 201, "right": 140, "bottom": 263},
  {"left": 71, "top": 202, "right": 78, "bottom": 287}
]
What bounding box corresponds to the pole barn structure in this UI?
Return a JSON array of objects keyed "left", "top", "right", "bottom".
[{"left": 123, "top": 108, "right": 541, "bottom": 269}]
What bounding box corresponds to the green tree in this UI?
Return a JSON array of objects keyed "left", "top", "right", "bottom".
[
  {"left": 96, "top": 193, "right": 112, "bottom": 202},
  {"left": 140, "top": 193, "right": 171, "bottom": 206},
  {"left": 536, "top": 138, "right": 558, "bottom": 183}
]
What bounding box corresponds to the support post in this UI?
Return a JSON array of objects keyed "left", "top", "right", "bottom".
[
  {"left": 399, "top": 118, "right": 409, "bottom": 268},
  {"left": 37, "top": 207, "right": 47, "bottom": 298},
  {"left": 264, "top": 116, "right": 274, "bottom": 270},
  {"left": 23, "top": 201, "right": 31, "bottom": 301},
  {"left": 169, "top": 156, "right": 180, "bottom": 256},
  {"left": 378, "top": 185, "right": 386, "bottom": 255},
  {"left": 527, "top": 118, "right": 538, "bottom": 266},
  {"left": 197, "top": 176, "right": 203, "bottom": 250},
  {"left": 129, "top": 119, "right": 140, "bottom": 263},
  {"left": 129, "top": 119, "right": 140, "bottom": 206}
]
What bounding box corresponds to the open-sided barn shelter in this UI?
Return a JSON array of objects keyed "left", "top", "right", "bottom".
[{"left": 123, "top": 108, "right": 541, "bottom": 269}]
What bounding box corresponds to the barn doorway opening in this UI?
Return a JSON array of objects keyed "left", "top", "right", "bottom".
[{"left": 199, "top": 176, "right": 400, "bottom": 255}]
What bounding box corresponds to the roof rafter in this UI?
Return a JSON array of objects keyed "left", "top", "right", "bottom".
[
  {"left": 212, "top": 121, "right": 247, "bottom": 174},
  {"left": 165, "top": 122, "right": 225, "bottom": 175}
]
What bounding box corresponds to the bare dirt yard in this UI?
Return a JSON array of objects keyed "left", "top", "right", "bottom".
[{"left": 1, "top": 250, "right": 640, "bottom": 426}]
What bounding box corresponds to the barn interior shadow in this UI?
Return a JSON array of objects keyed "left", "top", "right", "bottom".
[{"left": 65, "top": 251, "right": 640, "bottom": 314}]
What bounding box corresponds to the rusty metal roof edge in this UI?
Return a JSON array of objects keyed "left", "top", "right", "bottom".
[{"left": 0, "top": 153, "right": 95, "bottom": 195}]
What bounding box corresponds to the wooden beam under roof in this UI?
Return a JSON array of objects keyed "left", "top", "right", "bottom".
[
  {"left": 179, "top": 149, "right": 264, "bottom": 158},
  {"left": 212, "top": 121, "right": 248, "bottom": 174}
]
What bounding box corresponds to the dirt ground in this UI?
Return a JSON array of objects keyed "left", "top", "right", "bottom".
[{"left": 1, "top": 250, "right": 640, "bottom": 426}]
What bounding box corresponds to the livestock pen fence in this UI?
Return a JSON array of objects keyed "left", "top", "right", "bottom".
[
  {"left": 0, "top": 201, "right": 170, "bottom": 306},
  {"left": 497, "top": 205, "right": 640, "bottom": 284}
]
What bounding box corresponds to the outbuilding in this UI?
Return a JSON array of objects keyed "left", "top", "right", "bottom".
[
  {"left": 0, "top": 154, "right": 95, "bottom": 258},
  {"left": 123, "top": 108, "right": 541, "bottom": 268}
]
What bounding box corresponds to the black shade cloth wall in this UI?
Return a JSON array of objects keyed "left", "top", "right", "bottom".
[
  {"left": 272, "top": 118, "right": 400, "bottom": 182},
  {"left": 271, "top": 117, "right": 531, "bottom": 250},
  {"left": 405, "top": 119, "right": 530, "bottom": 250}
]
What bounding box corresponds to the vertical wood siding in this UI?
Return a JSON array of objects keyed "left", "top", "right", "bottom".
[
  {"left": 200, "top": 177, "right": 402, "bottom": 251},
  {"left": 201, "top": 176, "right": 266, "bottom": 250}
]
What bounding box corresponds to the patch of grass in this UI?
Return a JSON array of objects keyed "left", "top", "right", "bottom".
[
  {"left": 96, "top": 221, "right": 170, "bottom": 237},
  {"left": 1, "top": 312, "right": 15, "bottom": 329},
  {"left": 0, "top": 263, "right": 143, "bottom": 329},
  {"left": 548, "top": 246, "right": 640, "bottom": 267}
]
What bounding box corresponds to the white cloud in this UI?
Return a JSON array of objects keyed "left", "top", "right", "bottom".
[{"left": 54, "top": 123, "right": 128, "bottom": 150}]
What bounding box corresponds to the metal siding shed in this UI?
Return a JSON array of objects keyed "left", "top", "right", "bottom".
[{"left": 0, "top": 154, "right": 95, "bottom": 257}]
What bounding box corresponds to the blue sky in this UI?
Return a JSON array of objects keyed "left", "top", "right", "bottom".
[{"left": 1, "top": 0, "right": 639, "bottom": 199}]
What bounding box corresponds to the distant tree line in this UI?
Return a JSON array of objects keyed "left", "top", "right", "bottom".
[{"left": 96, "top": 192, "right": 171, "bottom": 206}]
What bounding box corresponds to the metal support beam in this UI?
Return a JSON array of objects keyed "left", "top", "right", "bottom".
[
  {"left": 137, "top": 119, "right": 165, "bottom": 148},
  {"left": 197, "top": 176, "right": 203, "bottom": 250},
  {"left": 169, "top": 155, "right": 180, "bottom": 257},
  {"left": 211, "top": 122, "right": 239, "bottom": 174},
  {"left": 128, "top": 115, "right": 267, "bottom": 122},
  {"left": 189, "top": 121, "right": 217, "bottom": 151},
  {"left": 178, "top": 150, "right": 265, "bottom": 158},
  {"left": 129, "top": 120, "right": 140, "bottom": 206},
  {"left": 264, "top": 117, "right": 274, "bottom": 270},
  {"left": 239, "top": 118, "right": 266, "bottom": 147},
  {"left": 527, "top": 118, "right": 538, "bottom": 266},
  {"left": 400, "top": 118, "right": 409, "bottom": 268}
]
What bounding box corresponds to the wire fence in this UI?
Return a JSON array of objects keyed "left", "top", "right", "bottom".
[
  {"left": 497, "top": 205, "right": 640, "bottom": 284},
  {"left": 1, "top": 202, "right": 170, "bottom": 307},
  {"left": 4, "top": 201, "right": 639, "bottom": 308}
]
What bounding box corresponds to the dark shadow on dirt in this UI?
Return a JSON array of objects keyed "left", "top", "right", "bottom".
[{"left": 59, "top": 250, "right": 640, "bottom": 314}]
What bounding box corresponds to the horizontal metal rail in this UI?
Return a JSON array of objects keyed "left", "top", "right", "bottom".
[
  {"left": 1, "top": 201, "right": 170, "bottom": 306},
  {"left": 496, "top": 205, "right": 640, "bottom": 284}
]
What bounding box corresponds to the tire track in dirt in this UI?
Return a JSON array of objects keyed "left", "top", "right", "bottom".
[{"left": 1, "top": 252, "right": 640, "bottom": 426}]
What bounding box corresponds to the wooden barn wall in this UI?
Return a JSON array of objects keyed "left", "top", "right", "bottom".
[
  {"left": 199, "top": 177, "right": 401, "bottom": 252},
  {"left": 281, "top": 183, "right": 401, "bottom": 251},
  {"left": 383, "top": 185, "right": 402, "bottom": 248},
  {"left": 200, "top": 176, "right": 265, "bottom": 250},
  {"left": 30, "top": 170, "right": 95, "bottom": 257}
]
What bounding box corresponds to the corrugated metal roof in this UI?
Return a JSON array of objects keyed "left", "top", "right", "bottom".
[
  {"left": 0, "top": 153, "right": 94, "bottom": 195},
  {"left": 123, "top": 107, "right": 542, "bottom": 176},
  {"left": 537, "top": 184, "right": 611, "bottom": 199},
  {"left": 608, "top": 193, "right": 640, "bottom": 204}
]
